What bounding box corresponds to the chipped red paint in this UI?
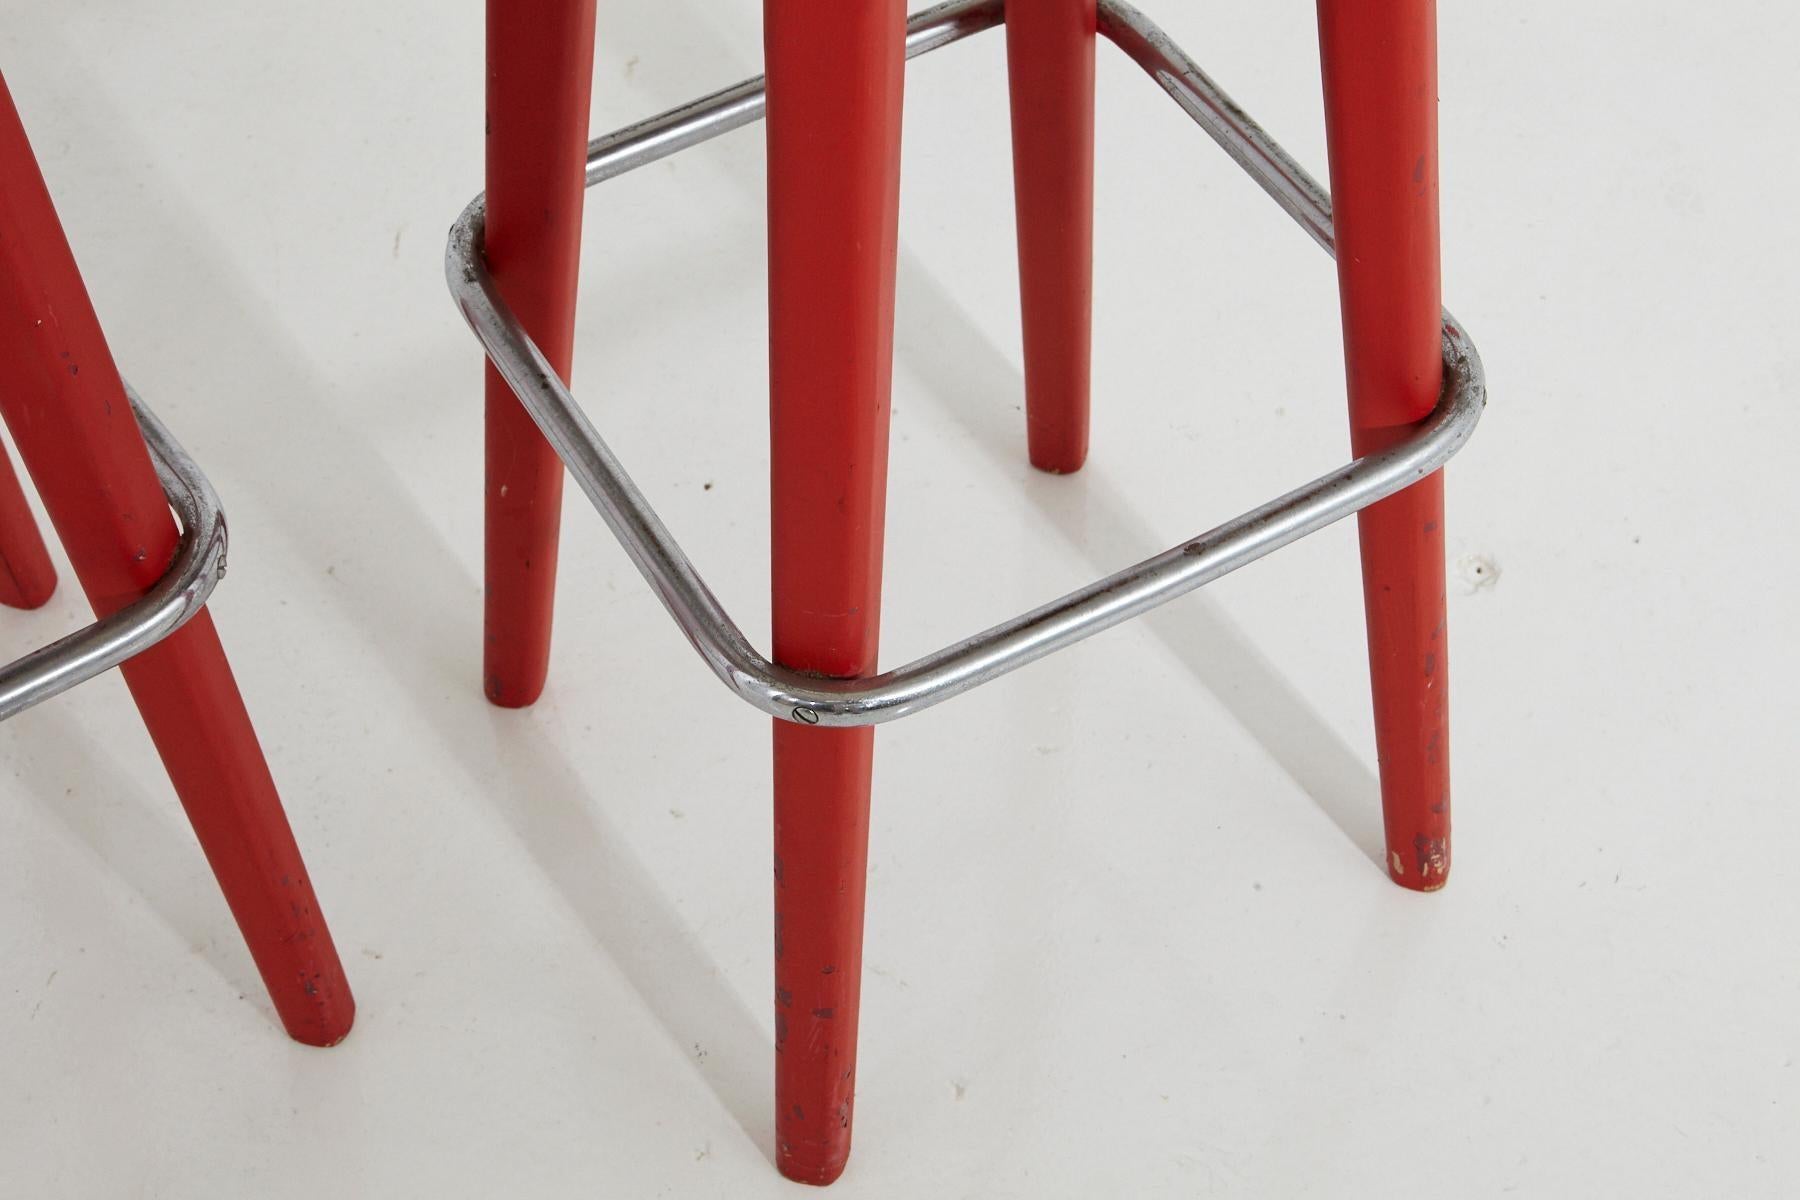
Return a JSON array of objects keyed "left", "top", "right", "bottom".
[
  {"left": 1005, "top": 0, "right": 1097, "bottom": 474},
  {"left": 0, "top": 76, "right": 353, "bottom": 1045},
  {"left": 481, "top": 0, "right": 598, "bottom": 708},
  {"left": 1316, "top": 0, "right": 1452, "bottom": 891},
  {"left": 765, "top": 0, "right": 906, "bottom": 1183}
]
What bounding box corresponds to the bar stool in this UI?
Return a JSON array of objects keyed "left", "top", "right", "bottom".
[
  {"left": 454, "top": 0, "right": 1483, "bottom": 1182},
  {"left": 0, "top": 77, "right": 354, "bottom": 1048}
]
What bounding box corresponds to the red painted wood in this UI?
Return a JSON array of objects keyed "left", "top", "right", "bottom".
[
  {"left": 1005, "top": 0, "right": 1096, "bottom": 474},
  {"left": 765, "top": 0, "right": 906, "bottom": 1183},
  {"left": 0, "top": 441, "right": 55, "bottom": 609},
  {"left": 0, "top": 76, "right": 354, "bottom": 1044},
  {"left": 1316, "top": 0, "right": 1450, "bottom": 890},
  {"left": 482, "top": 0, "right": 597, "bottom": 707}
]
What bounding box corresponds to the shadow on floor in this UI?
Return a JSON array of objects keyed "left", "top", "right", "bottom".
[
  {"left": 6, "top": 35, "right": 775, "bottom": 1162},
  {"left": 889, "top": 256, "right": 1386, "bottom": 868}
]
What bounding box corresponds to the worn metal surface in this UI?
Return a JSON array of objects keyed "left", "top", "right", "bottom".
[
  {"left": 445, "top": 0, "right": 1487, "bottom": 728},
  {"left": 0, "top": 390, "right": 228, "bottom": 721}
]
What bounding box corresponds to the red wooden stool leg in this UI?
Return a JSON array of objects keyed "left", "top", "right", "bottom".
[
  {"left": 765, "top": 0, "right": 906, "bottom": 1183},
  {"left": 1005, "top": 0, "right": 1096, "bottom": 474},
  {"left": 0, "top": 76, "right": 353, "bottom": 1045},
  {"left": 482, "top": 0, "right": 597, "bottom": 707},
  {"left": 0, "top": 441, "right": 55, "bottom": 610},
  {"left": 1316, "top": 0, "right": 1450, "bottom": 890}
]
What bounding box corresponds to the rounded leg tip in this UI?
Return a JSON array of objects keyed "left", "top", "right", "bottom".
[
  {"left": 1386, "top": 844, "right": 1450, "bottom": 892},
  {"left": 282, "top": 997, "right": 356, "bottom": 1048},
  {"left": 0, "top": 574, "right": 56, "bottom": 610},
  {"left": 483, "top": 671, "right": 546, "bottom": 709},
  {"left": 777, "top": 1152, "right": 851, "bottom": 1187},
  {"left": 1028, "top": 448, "right": 1088, "bottom": 475},
  {"left": 284, "top": 1007, "right": 354, "bottom": 1043}
]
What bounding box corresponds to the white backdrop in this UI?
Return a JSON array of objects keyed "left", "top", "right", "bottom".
[{"left": 0, "top": 0, "right": 1793, "bottom": 1195}]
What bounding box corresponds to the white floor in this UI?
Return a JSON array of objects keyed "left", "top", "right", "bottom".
[{"left": 1, "top": 1, "right": 1795, "bottom": 1195}]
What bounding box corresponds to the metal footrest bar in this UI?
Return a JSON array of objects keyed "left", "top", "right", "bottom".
[
  {"left": 446, "top": 0, "right": 1486, "bottom": 729},
  {"left": 0, "top": 389, "right": 228, "bottom": 721}
]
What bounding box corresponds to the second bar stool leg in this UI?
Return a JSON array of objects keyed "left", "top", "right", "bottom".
[
  {"left": 765, "top": 0, "right": 907, "bottom": 1184},
  {"left": 0, "top": 442, "right": 55, "bottom": 610},
  {"left": 1005, "top": 0, "right": 1097, "bottom": 474},
  {"left": 1316, "top": 0, "right": 1452, "bottom": 890},
  {"left": 482, "top": 0, "right": 598, "bottom": 707},
  {"left": 0, "top": 77, "right": 354, "bottom": 1046}
]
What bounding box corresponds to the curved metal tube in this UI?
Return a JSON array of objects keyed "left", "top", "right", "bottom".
[
  {"left": 445, "top": 0, "right": 1486, "bottom": 727},
  {"left": 0, "top": 390, "right": 228, "bottom": 721}
]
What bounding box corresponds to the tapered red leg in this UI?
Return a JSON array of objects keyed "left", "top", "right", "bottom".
[
  {"left": 482, "top": 0, "right": 597, "bottom": 707},
  {"left": 0, "top": 440, "right": 55, "bottom": 610},
  {"left": 0, "top": 76, "right": 353, "bottom": 1044},
  {"left": 1005, "top": 0, "right": 1096, "bottom": 474},
  {"left": 765, "top": 0, "right": 905, "bottom": 1183},
  {"left": 1316, "top": 0, "right": 1450, "bottom": 890}
]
